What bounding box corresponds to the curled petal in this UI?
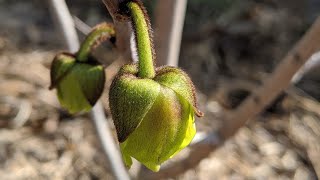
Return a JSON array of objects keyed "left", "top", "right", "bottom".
[
  {"left": 155, "top": 66, "right": 203, "bottom": 117},
  {"left": 56, "top": 68, "right": 92, "bottom": 113},
  {"left": 50, "top": 53, "right": 75, "bottom": 89},
  {"left": 73, "top": 63, "right": 105, "bottom": 106},
  {"left": 119, "top": 86, "right": 196, "bottom": 172},
  {"left": 55, "top": 63, "right": 105, "bottom": 114},
  {"left": 109, "top": 73, "right": 160, "bottom": 142}
]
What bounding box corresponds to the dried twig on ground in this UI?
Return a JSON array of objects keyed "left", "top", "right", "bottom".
[
  {"left": 290, "top": 113, "right": 320, "bottom": 178},
  {"left": 48, "top": 0, "right": 130, "bottom": 180}
]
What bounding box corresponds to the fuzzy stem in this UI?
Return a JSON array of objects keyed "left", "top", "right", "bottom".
[
  {"left": 76, "top": 23, "right": 116, "bottom": 62},
  {"left": 127, "top": 1, "right": 155, "bottom": 78}
]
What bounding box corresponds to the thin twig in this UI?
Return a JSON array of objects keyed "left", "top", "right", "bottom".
[
  {"left": 222, "top": 17, "right": 320, "bottom": 139},
  {"left": 48, "top": 0, "right": 79, "bottom": 52},
  {"left": 73, "top": 16, "right": 92, "bottom": 35},
  {"left": 90, "top": 102, "right": 131, "bottom": 180},
  {"left": 48, "top": 0, "right": 130, "bottom": 180},
  {"left": 144, "top": 17, "right": 320, "bottom": 179},
  {"left": 12, "top": 99, "right": 32, "bottom": 128},
  {"left": 291, "top": 51, "right": 320, "bottom": 83},
  {"left": 154, "top": 0, "right": 187, "bottom": 66},
  {"left": 102, "top": 0, "right": 133, "bottom": 62}
]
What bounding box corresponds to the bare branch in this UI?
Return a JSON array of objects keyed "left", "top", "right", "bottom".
[
  {"left": 73, "top": 16, "right": 92, "bottom": 35},
  {"left": 101, "top": 0, "right": 123, "bottom": 21},
  {"left": 48, "top": 1, "right": 130, "bottom": 179},
  {"left": 48, "top": 0, "right": 79, "bottom": 52},
  {"left": 90, "top": 103, "right": 131, "bottom": 180},
  {"left": 154, "top": 0, "right": 187, "bottom": 66},
  {"left": 222, "top": 17, "right": 320, "bottom": 139},
  {"left": 144, "top": 17, "right": 320, "bottom": 179},
  {"left": 292, "top": 51, "right": 320, "bottom": 83},
  {"left": 102, "top": 0, "right": 132, "bottom": 62}
]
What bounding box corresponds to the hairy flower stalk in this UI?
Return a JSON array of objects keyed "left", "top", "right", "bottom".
[
  {"left": 50, "top": 23, "right": 115, "bottom": 113},
  {"left": 128, "top": 1, "right": 155, "bottom": 78},
  {"left": 109, "top": 0, "right": 203, "bottom": 172}
]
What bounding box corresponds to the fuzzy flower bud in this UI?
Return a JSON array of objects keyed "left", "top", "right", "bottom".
[
  {"left": 109, "top": 64, "right": 203, "bottom": 171},
  {"left": 50, "top": 53, "right": 105, "bottom": 113}
]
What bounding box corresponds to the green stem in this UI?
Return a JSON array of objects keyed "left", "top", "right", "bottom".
[
  {"left": 76, "top": 23, "right": 116, "bottom": 62},
  {"left": 127, "top": 1, "right": 155, "bottom": 79}
]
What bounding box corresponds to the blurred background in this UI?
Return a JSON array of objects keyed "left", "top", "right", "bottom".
[{"left": 0, "top": 0, "right": 320, "bottom": 179}]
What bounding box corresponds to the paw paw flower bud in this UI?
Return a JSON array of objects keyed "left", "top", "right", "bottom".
[
  {"left": 109, "top": 1, "right": 203, "bottom": 171},
  {"left": 50, "top": 23, "right": 115, "bottom": 113},
  {"left": 50, "top": 53, "right": 105, "bottom": 113},
  {"left": 110, "top": 64, "right": 203, "bottom": 172}
]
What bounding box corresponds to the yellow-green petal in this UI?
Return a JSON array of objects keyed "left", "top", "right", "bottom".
[
  {"left": 109, "top": 73, "right": 160, "bottom": 142},
  {"left": 50, "top": 53, "right": 75, "bottom": 89},
  {"left": 57, "top": 69, "right": 92, "bottom": 113},
  {"left": 155, "top": 66, "right": 203, "bottom": 117},
  {"left": 119, "top": 86, "right": 196, "bottom": 172},
  {"left": 55, "top": 63, "right": 105, "bottom": 114},
  {"left": 72, "top": 63, "right": 105, "bottom": 106}
]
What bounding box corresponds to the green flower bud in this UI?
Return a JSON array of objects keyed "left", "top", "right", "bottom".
[
  {"left": 50, "top": 53, "right": 105, "bottom": 113},
  {"left": 49, "top": 23, "right": 114, "bottom": 114},
  {"left": 109, "top": 64, "right": 203, "bottom": 172}
]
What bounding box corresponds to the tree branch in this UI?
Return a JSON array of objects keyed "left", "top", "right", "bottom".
[
  {"left": 102, "top": 0, "right": 133, "bottom": 62},
  {"left": 90, "top": 102, "right": 130, "bottom": 180},
  {"left": 144, "top": 17, "right": 320, "bottom": 179},
  {"left": 73, "top": 16, "right": 92, "bottom": 35},
  {"left": 48, "top": 0, "right": 79, "bottom": 52},
  {"left": 292, "top": 51, "right": 320, "bottom": 83},
  {"left": 48, "top": 1, "right": 130, "bottom": 180},
  {"left": 222, "top": 17, "right": 320, "bottom": 138},
  {"left": 154, "top": 0, "right": 187, "bottom": 66}
]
